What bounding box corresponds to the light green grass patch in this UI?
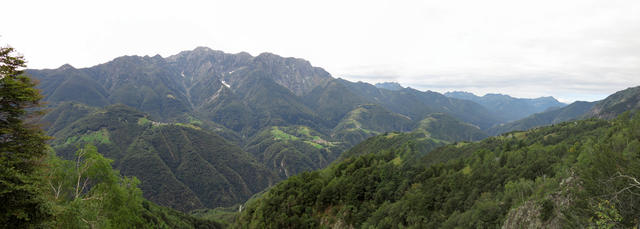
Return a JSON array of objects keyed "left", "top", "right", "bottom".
[
  {"left": 65, "top": 128, "right": 112, "bottom": 145},
  {"left": 391, "top": 156, "right": 403, "bottom": 165},
  {"left": 271, "top": 127, "right": 299, "bottom": 141},
  {"left": 304, "top": 141, "right": 324, "bottom": 149},
  {"left": 137, "top": 117, "right": 151, "bottom": 126},
  {"left": 175, "top": 123, "right": 201, "bottom": 130},
  {"left": 461, "top": 165, "right": 472, "bottom": 175}
]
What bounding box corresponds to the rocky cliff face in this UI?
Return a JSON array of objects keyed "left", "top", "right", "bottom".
[
  {"left": 30, "top": 47, "right": 334, "bottom": 121},
  {"left": 166, "top": 47, "right": 332, "bottom": 97},
  {"left": 252, "top": 52, "right": 332, "bottom": 96}
]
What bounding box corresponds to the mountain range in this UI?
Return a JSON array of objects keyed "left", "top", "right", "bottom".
[
  {"left": 444, "top": 91, "right": 566, "bottom": 122},
  {"left": 29, "top": 47, "right": 640, "bottom": 215}
]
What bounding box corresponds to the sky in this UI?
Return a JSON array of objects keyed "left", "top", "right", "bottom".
[{"left": 3, "top": 0, "right": 640, "bottom": 103}]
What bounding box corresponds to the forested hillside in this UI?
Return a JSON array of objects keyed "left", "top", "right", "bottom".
[{"left": 237, "top": 112, "right": 640, "bottom": 228}]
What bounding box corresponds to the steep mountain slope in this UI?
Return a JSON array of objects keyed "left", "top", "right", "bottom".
[
  {"left": 302, "top": 79, "right": 370, "bottom": 126},
  {"left": 244, "top": 126, "right": 346, "bottom": 178},
  {"left": 336, "top": 112, "right": 486, "bottom": 161},
  {"left": 488, "top": 101, "right": 595, "bottom": 135},
  {"left": 445, "top": 91, "right": 566, "bottom": 122},
  {"left": 40, "top": 101, "right": 99, "bottom": 135},
  {"left": 237, "top": 112, "right": 640, "bottom": 228},
  {"left": 489, "top": 85, "right": 640, "bottom": 135},
  {"left": 48, "top": 105, "right": 278, "bottom": 212},
  {"left": 587, "top": 85, "right": 640, "bottom": 119}
]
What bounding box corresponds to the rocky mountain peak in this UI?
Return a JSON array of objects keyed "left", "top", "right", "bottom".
[
  {"left": 57, "top": 63, "right": 76, "bottom": 71},
  {"left": 251, "top": 52, "right": 332, "bottom": 96}
]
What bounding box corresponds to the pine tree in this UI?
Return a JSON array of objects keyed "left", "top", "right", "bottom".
[{"left": 0, "top": 46, "right": 51, "bottom": 227}]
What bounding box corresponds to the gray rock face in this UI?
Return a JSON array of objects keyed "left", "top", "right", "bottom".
[{"left": 253, "top": 52, "right": 332, "bottom": 96}]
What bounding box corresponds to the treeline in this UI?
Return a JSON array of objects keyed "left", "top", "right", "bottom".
[{"left": 237, "top": 112, "right": 640, "bottom": 228}]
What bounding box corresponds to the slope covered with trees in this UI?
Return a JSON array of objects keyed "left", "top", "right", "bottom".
[
  {"left": 237, "top": 112, "right": 640, "bottom": 228},
  {"left": 47, "top": 105, "right": 278, "bottom": 212}
]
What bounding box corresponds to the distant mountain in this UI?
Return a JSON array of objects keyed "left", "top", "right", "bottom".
[
  {"left": 587, "top": 85, "right": 640, "bottom": 119},
  {"left": 488, "top": 85, "right": 640, "bottom": 135},
  {"left": 488, "top": 101, "right": 595, "bottom": 135},
  {"left": 374, "top": 82, "right": 404, "bottom": 91},
  {"left": 445, "top": 91, "right": 566, "bottom": 122},
  {"left": 337, "top": 79, "right": 501, "bottom": 129}
]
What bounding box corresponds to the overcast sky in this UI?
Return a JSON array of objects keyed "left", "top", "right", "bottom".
[{"left": 3, "top": 0, "right": 640, "bottom": 102}]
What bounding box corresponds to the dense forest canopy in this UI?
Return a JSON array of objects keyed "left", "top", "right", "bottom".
[{"left": 237, "top": 112, "right": 640, "bottom": 228}]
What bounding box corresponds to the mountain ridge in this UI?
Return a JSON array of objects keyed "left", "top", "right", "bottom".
[
  {"left": 445, "top": 91, "right": 566, "bottom": 122},
  {"left": 29, "top": 47, "right": 592, "bottom": 214}
]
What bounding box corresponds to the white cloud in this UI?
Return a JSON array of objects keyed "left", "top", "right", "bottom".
[{"left": 3, "top": 0, "right": 639, "bottom": 102}]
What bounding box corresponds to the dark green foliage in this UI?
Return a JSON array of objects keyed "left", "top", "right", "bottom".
[
  {"left": 539, "top": 199, "right": 554, "bottom": 221},
  {"left": 48, "top": 105, "right": 278, "bottom": 212},
  {"left": 237, "top": 112, "right": 640, "bottom": 228},
  {"left": 0, "top": 46, "right": 52, "bottom": 227},
  {"left": 123, "top": 124, "right": 277, "bottom": 211}
]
